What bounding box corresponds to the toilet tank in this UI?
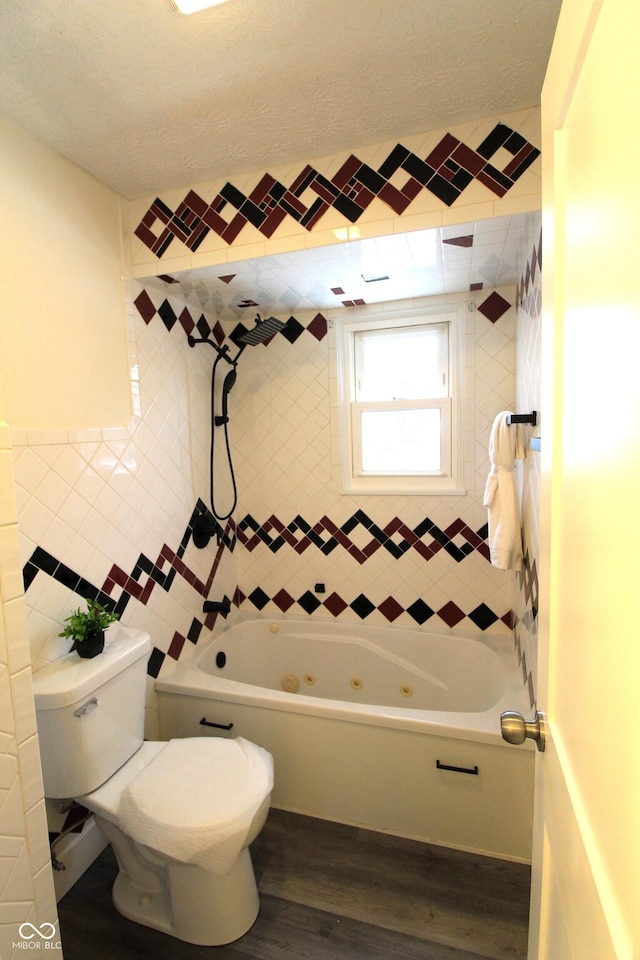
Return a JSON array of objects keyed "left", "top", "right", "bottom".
[{"left": 32, "top": 624, "right": 152, "bottom": 798}]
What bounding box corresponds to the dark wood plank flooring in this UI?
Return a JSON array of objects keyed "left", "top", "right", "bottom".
[{"left": 58, "top": 808, "right": 530, "bottom": 960}]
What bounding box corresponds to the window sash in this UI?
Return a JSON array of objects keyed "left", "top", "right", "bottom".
[
  {"left": 353, "top": 322, "right": 450, "bottom": 401},
  {"left": 351, "top": 398, "right": 452, "bottom": 477}
]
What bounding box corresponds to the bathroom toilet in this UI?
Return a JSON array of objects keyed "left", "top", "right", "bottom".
[{"left": 32, "top": 625, "right": 273, "bottom": 946}]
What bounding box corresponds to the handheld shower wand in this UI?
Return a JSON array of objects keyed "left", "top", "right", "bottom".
[{"left": 188, "top": 314, "right": 286, "bottom": 545}]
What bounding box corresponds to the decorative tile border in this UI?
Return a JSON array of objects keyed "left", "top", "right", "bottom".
[
  {"left": 234, "top": 583, "right": 512, "bottom": 633},
  {"left": 23, "top": 500, "right": 232, "bottom": 678},
  {"left": 237, "top": 511, "right": 490, "bottom": 564},
  {"left": 22, "top": 499, "right": 512, "bottom": 677},
  {"left": 135, "top": 122, "right": 540, "bottom": 259}
]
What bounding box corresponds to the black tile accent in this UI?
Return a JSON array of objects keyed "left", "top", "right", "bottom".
[
  {"left": 292, "top": 167, "right": 317, "bottom": 197},
  {"left": 153, "top": 197, "right": 173, "bottom": 219},
  {"left": 504, "top": 130, "right": 527, "bottom": 154},
  {"left": 300, "top": 197, "right": 326, "bottom": 229},
  {"left": 450, "top": 168, "right": 474, "bottom": 191},
  {"left": 468, "top": 603, "right": 499, "bottom": 631},
  {"left": 481, "top": 164, "right": 513, "bottom": 192},
  {"left": 55, "top": 563, "right": 80, "bottom": 592},
  {"left": 426, "top": 174, "right": 460, "bottom": 206},
  {"left": 147, "top": 647, "right": 165, "bottom": 679},
  {"left": 220, "top": 182, "right": 246, "bottom": 208},
  {"left": 297, "top": 591, "right": 321, "bottom": 614},
  {"left": 155, "top": 234, "right": 173, "bottom": 258},
  {"left": 401, "top": 154, "right": 436, "bottom": 186},
  {"left": 313, "top": 174, "right": 341, "bottom": 199},
  {"left": 350, "top": 594, "right": 375, "bottom": 619},
  {"left": 248, "top": 587, "right": 270, "bottom": 610},
  {"left": 476, "top": 123, "right": 512, "bottom": 159},
  {"left": 378, "top": 143, "right": 412, "bottom": 178},
  {"left": 23, "top": 561, "right": 39, "bottom": 592},
  {"left": 355, "top": 164, "right": 387, "bottom": 194},
  {"left": 508, "top": 148, "right": 541, "bottom": 182},
  {"left": 196, "top": 315, "right": 211, "bottom": 338},
  {"left": 187, "top": 618, "right": 203, "bottom": 644},
  {"left": 406, "top": 599, "right": 435, "bottom": 625},
  {"left": 332, "top": 193, "right": 365, "bottom": 223},
  {"left": 281, "top": 317, "right": 305, "bottom": 344},
  {"left": 241, "top": 198, "right": 268, "bottom": 229},
  {"left": 29, "top": 546, "right": 59, "bottom": 576}
]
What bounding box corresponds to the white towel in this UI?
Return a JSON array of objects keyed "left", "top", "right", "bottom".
[{"left": 483, "top": 411, "right": 525, "bottom": 571}]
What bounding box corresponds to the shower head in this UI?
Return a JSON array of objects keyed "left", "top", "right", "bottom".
[
  {"left": 237, "top": 315, "right": 286, "bottom": 346},
  {"left": 214, "top": 368, "right": 237, "bottom": 426}
]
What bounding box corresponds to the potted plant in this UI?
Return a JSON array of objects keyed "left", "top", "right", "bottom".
[{"left": 59, "top": 599, "right": 119, "bottom": 659}]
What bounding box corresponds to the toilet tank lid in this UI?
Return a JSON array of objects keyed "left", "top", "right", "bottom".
[{"left": 32, "top": 625, "right": 151, "bottom": 710}]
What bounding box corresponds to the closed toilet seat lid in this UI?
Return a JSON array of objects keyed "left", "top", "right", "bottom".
[{"left": 117, "top": 737, "right": 273, "bottom": 876}]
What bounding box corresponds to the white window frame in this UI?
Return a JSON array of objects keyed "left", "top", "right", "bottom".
[{"left": 336, "top": 305, "right": 464, "bottom": 495}]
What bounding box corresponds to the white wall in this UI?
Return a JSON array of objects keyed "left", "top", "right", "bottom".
[{"left": 0, "top": 115, "right": 130, "bottom": 430}]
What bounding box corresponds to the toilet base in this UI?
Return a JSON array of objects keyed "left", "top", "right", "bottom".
[{"left": 99, "top": 817, "right": 260, "bottom": 945}]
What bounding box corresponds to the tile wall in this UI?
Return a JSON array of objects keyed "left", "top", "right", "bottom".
[
  {"left": 0, "top": 422, "right": 60, "bottom": 958},
  {"left": 12, "top": 282, "right": 235, "bottom": 732},
  {"left": 514, "top": 213, "right": 543, "bottom": 706},
  {"left": 227, "top": 288, "right": 519, "bottom": 634}
]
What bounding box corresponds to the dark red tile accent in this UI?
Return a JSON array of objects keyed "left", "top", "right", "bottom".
[
  {"left": 307, "top": 314, "right": 328, "bottom": 341},
  {"left": 324, "top": 592, "right": 348, "bottom": 616},
  {"left": 437, "top": 602, "right": 466, "bottom": 628},
  {"left": 168, "top": 632, "right": 186, "bottom": 660},
  {"left": 476, "top": 170, "right": 509, "bottom": 197},
  {"left": 451, "top": 142, "right": 485, "bottom": 176},
  {"left": 221, "top": 214, "right": 248, "bottom": 244},
  {"left": 179, "top": 308, "right": 195, "bottom": 335},
  {"left": 377, "top": 183, "right": 412, "bottom": 215},
  {"left": 273, "top": 589, "right": 295, "bottom": 612},
  {"left": 443, "top": 235, "right": 473, "bottom": 248},
  {"left": 478, "top": 291, "right": 511, "bottom": 323},
  {"left": 134, "top": 290, "right": 156, "bottom": 324},
  {"left": 400, "top": 177, "right": 423, "bottom": 202},
  {"left": 503, "top": 142, "right": 536, "bottom": 178},
  {"left": 332, "top": 155, "right": 362, "bottom": 189},
  {"left": 425, "top": 133, "right": 460, "bottom": 169},
  {"left": 378, "top": 597, "right": 404, "bottom": 622}
]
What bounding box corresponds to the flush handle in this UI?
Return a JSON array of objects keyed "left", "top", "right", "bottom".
[
  {"left": 73, "top": 696, "right": 98, "bottom": 718},
  {"left": 500, "top": 709, "right": 545, "bottom": 752}
]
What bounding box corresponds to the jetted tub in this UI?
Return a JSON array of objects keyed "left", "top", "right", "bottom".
[{"left": 156, "top": 617, "right": 535, "bottom": 861}]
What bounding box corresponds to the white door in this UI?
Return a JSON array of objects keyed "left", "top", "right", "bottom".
[{"left": 528, "top": 0, "right": 640, "bottom": 957}]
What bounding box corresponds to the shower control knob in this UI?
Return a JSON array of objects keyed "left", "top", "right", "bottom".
[{"left": 500, "top": 710, "right": 545, "bottom": 752}]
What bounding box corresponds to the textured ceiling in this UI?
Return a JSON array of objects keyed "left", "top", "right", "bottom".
[
  {"left": 143, "top": 211, "right": 541, "bottom": 320},
  {"left": 0, "top": 0, "right": 561, "bottom": 200}
]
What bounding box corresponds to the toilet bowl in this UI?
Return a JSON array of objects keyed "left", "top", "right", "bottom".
[{"left": 32, "top": 625, "right": 273, "bottom": 946}]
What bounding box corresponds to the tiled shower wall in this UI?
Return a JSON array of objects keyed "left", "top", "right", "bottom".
[
  {"left": 226, "top": 288, "right": 520, "bottom": 634},
  {"left": 514, "top": 212, "right": 543, "bottom": 707}
]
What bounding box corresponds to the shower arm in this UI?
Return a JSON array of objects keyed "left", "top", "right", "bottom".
[{"left": 187, "top": 335, "right": 246, "bottom": 367}]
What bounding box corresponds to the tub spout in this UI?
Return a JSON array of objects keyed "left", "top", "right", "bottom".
[{"left": 203, "top": 596, "right": 231, "bottom": 617}]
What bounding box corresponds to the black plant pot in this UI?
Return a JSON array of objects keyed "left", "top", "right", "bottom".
[{"left": 74, "top": 631, "right": 105, "bottom": 659}]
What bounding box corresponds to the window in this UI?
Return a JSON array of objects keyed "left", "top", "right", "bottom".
[{"left": 337, "top": 307, "right": 463, "bottom": 494}]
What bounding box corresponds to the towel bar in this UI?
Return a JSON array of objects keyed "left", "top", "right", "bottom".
[{"left": 506, "top": 411, "right": 537, "bottom": 426}]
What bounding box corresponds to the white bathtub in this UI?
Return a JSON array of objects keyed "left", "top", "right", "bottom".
[{"left": 156, "top": 617, "right": 535, "bottom": 861}]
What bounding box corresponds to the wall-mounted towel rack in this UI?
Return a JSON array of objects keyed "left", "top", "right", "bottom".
[{"left": 507, "top": 411, "right": 537, "bottom": 426}]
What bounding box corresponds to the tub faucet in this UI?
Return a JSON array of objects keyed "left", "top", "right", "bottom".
[{"left": 203, "top": 596, "right": 231, "bottom": 617}]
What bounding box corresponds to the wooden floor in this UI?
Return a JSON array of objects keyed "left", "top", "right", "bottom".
[{"left": 58, "top": 809, "right": 531, "bottom": 960}]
